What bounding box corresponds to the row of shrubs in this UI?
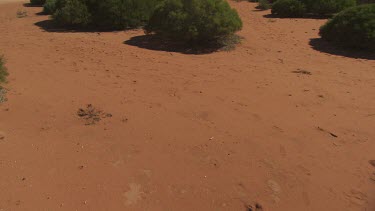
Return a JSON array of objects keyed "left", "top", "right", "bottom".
[
  {"left": 30, "top": 0, "right": 374, "bottom": 51},
  {"left": 45, "top": 0, "right": 162, "bottom": 30},
  {"left": 250, "top": 0, "right": 374, "bottom": 51},
  {"left": 30, "top": 0, "right": 243, "bottom": 47},
  {"left": 252, "top": 0, "right": 371, "bottom": 16},
  {"left": 270, "top": 0, "right": 357, "bottom": 17}
]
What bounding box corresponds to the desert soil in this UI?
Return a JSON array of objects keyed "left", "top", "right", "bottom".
[
  {"left": 0, "top": 1, "right": 374, "bottom": 210},
  {"left": 0, "top": 0, "right": 24, "bottom": 4}
]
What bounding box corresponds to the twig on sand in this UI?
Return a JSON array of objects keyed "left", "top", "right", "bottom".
[
  {"left": 317, "top": 126, "right": 338, "bottom": 138},
  {"left": 292, "top": 69, "right": 312, "bottom": 75}
]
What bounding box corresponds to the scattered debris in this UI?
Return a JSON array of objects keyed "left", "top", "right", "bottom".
[
  {"left": 292, "top": 69, "right": 312, "bottom": 75},
  {"left": 370, "top": 173, "right": 375, "bottom": 182},
  {"left": 0, "top": 88, "right": 7, "bottom": 103},
  {"left": 268, "top": 180, "right": 281, "bottom": 194},
  {"left": 317, "top": 127, "right": 338, "bottom": 138},
  {"left": 77, "top": 104, "right": 112, "bottom": 125},
  {"left": 16, "top": 10, "right": 27, "bottom": 18},
  {"left": 268, "top": 179, "right": 281, "bottom": 203},
  {"left": 124, "top": 183, "right": 143, "bottom": 205},
  {"left": 246, "top": 202, "right": 263, "bottom": 211}
]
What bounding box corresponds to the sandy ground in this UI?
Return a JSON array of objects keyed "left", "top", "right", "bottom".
[
  {"left": 0, "top": 0, "right": 24, "bottom": 4},
  {"left": 0, "top": 1, "right": 374, "bottom": 211}
]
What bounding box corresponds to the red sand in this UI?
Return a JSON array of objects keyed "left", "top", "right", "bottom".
[{"left": 0, "top": 1, "right": 374, "bottom": 210}]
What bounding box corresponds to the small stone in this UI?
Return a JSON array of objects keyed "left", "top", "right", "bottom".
[{"left": 369, "top": 160, "right": 375, "bottom": 167}]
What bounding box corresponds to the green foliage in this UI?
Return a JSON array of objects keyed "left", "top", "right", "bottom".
[
  {"left": 53, "top": 0, "right": 91, "bottom": 27},
  {"left": 301, "top": 0, "right": 356, "bottom": 14},
  {"left": 145, "top": 0, "right": 243, "bottom": 44},
  {"left": 272, "top": 0, "right": 357, "bottom": 17},
  {"left": 0, "top": 56, "right": 8, "bottom": 83},
  {"left": 52, "top": 0, "right": 161, "bottom": 30},
  {"left": 30, "top": 0, "right": 46, "bottom": 5},
  {"left": 92, "top": 0, "right": 161, "bottom": 29},
  {"left": 320, "top": 4, "right": 375, "bottom": 50},
  {"left": 258, "top": 0, "right": 271, "bottom": 10},
  {"left": 271, "top": 0, "right": 306, "bottom": 17},
  {"left": 357, "top": 0, "right": 375, "bottom": 3},
  {"left": 43, "top": 0, "right": 57, "bottom": 14}
]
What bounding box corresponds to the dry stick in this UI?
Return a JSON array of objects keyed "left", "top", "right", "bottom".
[{"left": 317, "top": 127, "right": 338, "bottom": 138}]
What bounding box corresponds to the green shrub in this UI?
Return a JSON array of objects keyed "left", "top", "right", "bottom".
[
  {"left": 357, "top": 0, "right": 375, "bottom": 3},
  {"left": 43, "top": 0, "right": 57, "bottom": 14},
  {"left": 30, "top": 0, "right": 46, "bottom": 5},
  {"left": 91, "top": 0, "right": 162, "bottom": 29},
  {"left": 272, "top": 0, "right": 356, "bottom": 17},
  {"left": 0, "top": 56, "right": 8, "bottom": 83},
  {"left": 145, "top": 0, "right": 243, "bottom": 44},
  {"left": 53, "top": 0, "right": 91, "bottom": 27},
  {"left": 271, "top": 0, "right": 306, "bottom": 17},
  {"left": 52, "top": 0, "right": 161, "bottom": 30},
  {"left": 301, "top": 0, "right": 356, "bottom": 14},
  {"left": 320, "top": 4, "right": 375, "bottom": 50},
  {"left": 258, "top": 0, "right": 272, "bottom": 10}
]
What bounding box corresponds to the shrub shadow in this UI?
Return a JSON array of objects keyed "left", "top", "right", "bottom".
[
  {"left": 309, "top": 38, "right": 375, "bottom": 60},
  {"left": 124, "top": 34, "right": 225, "bottom": 55},
  {"left": 34, "top": 20, "right": 123, "bottom": 33},
  {"left": 35, "top": 11, "right": 47, "bottom": 16},
  {"left": 253, "top": 5, "right": 269, "bottom": 11},
  {"left": 263, "top": 13, "right": 330, "bottom": 20},
  {"left": 23, "top": 3, "right": 42, "bottom": 7}
]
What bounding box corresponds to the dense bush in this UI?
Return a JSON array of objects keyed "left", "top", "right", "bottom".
[
  {"left": 52, "top": 0, "right": 161, "bottom": 30},
  {"left": 271, "top": 0, "right": 357, "bottom": 17},
  {"left": 53, "top": 0, "right": 91, "bottom": 27},
  {"left": 301, "top": 0, "right": 356, "bottom": 14},
  {"left": 145, "top": 0, "right": 243, "bottom": 44},
  {"left": 43, "top": 0, "right": 57, "bottom": 14},
  {"left": 30, "top": 0, "right": 46, "bottom": 5},
  {"left": 320, "top": 4, "right": 375, "bottom": 50},
  {"left": 257, "top": 0, "right": 272, "bottom": 10},
  {"left": 357, "top": 0, "right": 375, "bottom": 4},
  {"left": 271, "top": 0, "right": 306, "bottom": 17},
  {"left": 0, "top": 56, "right": 8, "bottom": 83},
  {"left": 92, "top": 0, "right": 162, "bottom": 29}
]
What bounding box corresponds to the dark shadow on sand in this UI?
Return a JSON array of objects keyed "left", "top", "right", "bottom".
[
  {"left": 34, "top": 19, "right": 124, "bottom": 33},
  {"left": 309, "top": 38, "right": 375, "bottom": 60},
  {"left": 124, "top": 34, "right": 225, "bottom": 55},
  {"left": 23, "top": 3, "right": 42, "bottom": 7},
  {"left": 263, "top": 13, "right": 331, "bottom": 20},
  {"left": 35, "top": 11, "right": 47, "bottom": 16}
]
